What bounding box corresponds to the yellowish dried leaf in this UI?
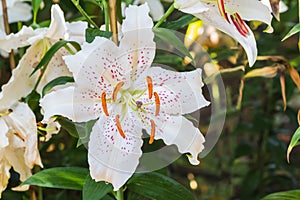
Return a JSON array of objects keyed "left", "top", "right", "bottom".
[
  {"left": 288, "top": 66, "right": 300, "bottom": 90},
  {"left": 280, "top": 75, "right": 287, "bottom": 111},
  {"left": 244, "top": 66, "right": 278, "bottom": 79}
]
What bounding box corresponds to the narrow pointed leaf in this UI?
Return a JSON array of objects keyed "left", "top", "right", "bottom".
[
  {"left": 287, "top": 127, "right": 300, "bottom": 163},
  {"left": 282, "top": 23, "right": 300, "bottom": 41},
  {"left": 30, "top": 40, "right": 81, "bottom": 76},
  {"left": 42, "top": 76, "right": 74, "bottom": 97},
  {"left": 23, "top": 167, "right": 88, "bottom": 190},
  {"left": 154, "top": 28, "right": 193, "bottom": 60}
]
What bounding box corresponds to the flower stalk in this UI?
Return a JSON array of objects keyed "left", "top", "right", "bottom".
[
  {"left": 154, "top": 3, "right": 175, "bottom": 29},
  {"left": 109, "top": 0, "right": 118, "bottom": 45},
  {"left": 70, "top": 0, "right": 99, "bottom": 28},
  {"left": 1, "top": 0, "right": 15, "bottom": 70}
]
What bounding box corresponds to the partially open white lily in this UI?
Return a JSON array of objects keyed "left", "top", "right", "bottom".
[
  {"left": 261, "top": 0, "right": 288, "bottom": 14},
  {"left": 0, "top": 4, "right": 87, "bottom": 110},
  {"left": 41, "top": 4, "right": 209, "bottom": 190},
  {"left": 174, "top": 0, "right": 274, "bottom": 67},
  {"left": 0, "top": 102, "right": 43, "bottom": 197}
]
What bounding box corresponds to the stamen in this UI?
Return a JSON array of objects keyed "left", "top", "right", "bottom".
[
  {"left": 146, "top": 76, "right": 153, "bottom": 99},
  {"left": 234, "top": 13, "right": 249, "bottom": 35},
  {"left": 112, "top": 81, "right": 124, "bottom": 102},
  {"left": 116, "top": 114, "right": 126, "bottom": 138},
  {"left": 101, "top": 92, "right": 109, "bottom": 116},
  {"left": 217, "top": 0, "right": 230, "bottom": 23},
  {"left": 149, "top": 119, "right": 155, "bottom": 144},
  {"left": 14, "top": 132, "right": 25, "bottom": 142},
  {"left": 154, "top": 92, "right": 160, "bottom": 116},
  {"left": 230, "top": 15, "right": 247, "bottom": 37}
]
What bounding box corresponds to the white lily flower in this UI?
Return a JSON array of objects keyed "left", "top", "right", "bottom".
[
  {"left": 41, "top": 4, "right": 209, "bottom": 190},
  {"left": 0, "top": 4, "right": 87, "bottom": 110},
  {"left": 174, "top": 0, "right": 274, "bottom": 67},
  {"left": 0, "top": 102, "right": 43, "bottom": 197}
]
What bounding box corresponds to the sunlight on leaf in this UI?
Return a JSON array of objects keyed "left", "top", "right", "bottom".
[{"left": 262, "top": 189, "right": 300, "bottom": 200}]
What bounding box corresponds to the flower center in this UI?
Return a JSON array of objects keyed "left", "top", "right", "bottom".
[
  {"left": 100, "top": 76, "right": 160, "bottom": 143},
  {"left": 217, "top": 0, "right": 249, "bottom": 37}
]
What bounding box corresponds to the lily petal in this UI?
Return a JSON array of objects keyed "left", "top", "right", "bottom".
[
  {"left": 120, "top": 3, "right": 155, "bottom": 82},
  {"left": 7, "top": 2, "right": 32, "bottom": 24},
  {"left": 0, "top": 118, "right": 9, "bottom": 148},
  {"left": 136, "top": 67, "right": 209, "bottom": 115},
  {"left": 174, "top": 0, "right": 209, "bottom": 14},
  {"left": 178, "top": 2, "right": 257, "bottom": 66},
  {"left": 0, "top": 159, "right": 11, "bottom": 198},
  {"left": 225, "top": 0, "right": 273, "bottom": 33},
  {"left": 7, "top": 103, "right": 42, "bottom": 168},
  {"left": 0, "top": 41, "right": 44, "bottom": 110},
  {"left": 154, "top": 115, "right": 205, "bottom": 165},
  {"left": 134, "top": 0, "right": 164, "bottom": 21},
  {"left": 88, "top": 110, "right": 143, "bottom": 191},
  {"left": 41, "top": 86, "right": 102, "bottom": 122},
  {"left": 46, "top": 4, "right": 68, "bottom": 40},
  {"left": 66, "top": 21, "right": 88, "bottom": 44}
]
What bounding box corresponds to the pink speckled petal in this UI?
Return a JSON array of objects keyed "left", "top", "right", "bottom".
[
  {"left": 0, "top": 26, "right": 42, "bottom": 52},
  {"left": 155, "top": 115, "right": 205, "bottom": 165},
  {"left": 88, "top": 110, "right": 143, "bottom": 191},
  {"left": 36, "top": 47, "right": 72, "bottom": 93},
  {"left": 119, "top": 4, "right": 155, "bottom": 82},
  {"left": 0, "top": 41, "right": 44, "bottom": 110},
  {"left": 41, "top": 86, "right": 102, "bottom": 122},
  {"left": 64, "top": 37, "right": 130, "bottom": 92},
  {"left": 137, "top": 67, "right": 209, "bottom": 115}
]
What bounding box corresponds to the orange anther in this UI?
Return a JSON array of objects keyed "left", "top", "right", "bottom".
[
  {"left": 217, "top": 0, "right": 230, "bottom": 23},
  {"left": 146, "top": 76, "right": 153, "bottom": 99},
  {"left": 116, "top": 114, "right": 126, "bottom": 138},
  {"left": 112, "top": 82, "right": 124, "bottom": 102},
  {"left": 153, "top": 92, "right": 160, "bottom": 116},
  {"left": 149, "top": 119, "right": 155, "bottom": 144},
  {"left": 101, "top": 92, "right": 109, "bottom": 116},
  {"left": 14, "top": 132, "right": 25, "bottom": 142}
]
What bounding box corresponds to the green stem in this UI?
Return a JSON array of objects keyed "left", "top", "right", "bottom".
[
  {"left": 70, "top": 0, "right": 99, "bottom": 28},
  {"left": 103, "top": 0, "right": 110, "bottom": 32},
  {"left": 116, "top": 188, "right": 124, "bottom": 200},
  {"left": 154, "top": 3, "right": 175, "bottom": 29}
]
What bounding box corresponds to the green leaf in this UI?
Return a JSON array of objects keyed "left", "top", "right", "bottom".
[
  {"left": 56, "top": 117, "right": 97, "bottom": 147},
  {"left": 32, "top": 0, "right": 43, "bottom": 23},
  {"left": 23, "top": 167, "right": 88, "bottom": 190},
  {"left": 127, "top": 172, "right": 195, "bottom": 200},
  {"left": 287, "top": 126, "right": 300, "bottom": 162},
  {"left": 83, "top": 174, "right": 113, "bottom": 200},
  {"left": 161, "top": 15, "right": 195, "bottom": 30},
  {"left": 153, "top": 28, "right": 193, "bottom": 60},
  {"left": 85, "top": 28, "right": 112, "bottom": 43},
  {"left": 24, "top": 90, "right": 41, "bottom": 111},
  {"left": 282, "top": 23, "right": 300, "bottom": 41},
  {"left": 261, "top": 190, "right": 300, "bottom": 200},
  {"left": 30, "top": 40, "right": 81, "bottom": 76},
  {"left": 42, "top": 76, "right": 74, "bottom": 97}
]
